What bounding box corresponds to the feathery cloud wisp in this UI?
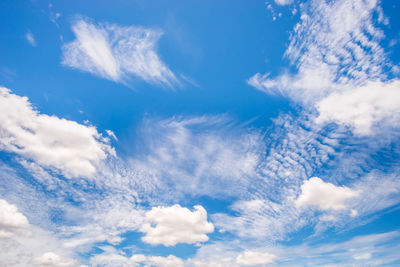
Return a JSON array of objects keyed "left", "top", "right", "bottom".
[{"left": 62, "top": 18, "right": 178, "bottom": 86}]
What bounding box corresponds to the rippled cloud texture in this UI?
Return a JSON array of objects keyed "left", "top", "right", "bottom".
[{"left": 1, "top": 0, "right": 400, "bottom": 266}]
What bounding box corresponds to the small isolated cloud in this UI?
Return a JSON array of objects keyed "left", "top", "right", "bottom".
[
  {"left": 0, "top": 198, "right": 29, "bottom": 238},
  {"left": 296, "top": 177, "right": 359, "bottom": 211},
  {"left": 236, "top": 250, "right": 277, "bottom": 266},
  {"left": 32, "top": 252, "right": 78, "bottom": 267},
  {"left": 140, "top": 204, "right": 214, "bottom": 246},
  {"left": 26, "top": 31, "right": 36, "bottom": 46},
  {"left": 62, "top": 18, "right": 177, "bottom": 86},
  {"left": 274, "top": 0, "right": 293, "bottom": 5},
  {"left": 0, "top": 87, "right": 115, "bottom": 178},
  {"left": 316, "top": 80, "right": 400, "bottom": 135}
]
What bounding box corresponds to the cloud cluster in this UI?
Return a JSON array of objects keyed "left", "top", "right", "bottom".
[
  {"left": 89, "top": 246, "right": 184, "bottom": 267},
  {"left": 0, "top": 198, "right": 78, "bottom": 266},
  {"left": 140, "top": 204, "right": 214, "bottom": 246},
  {"left": 249, "top": 0, "right": 400, "bottom": 135},
  {"left": 62, "top": 18, "right": 177, "bottom": 86},
  {"left": 0, "top": 87, "right": 115, "bottom": 178}
]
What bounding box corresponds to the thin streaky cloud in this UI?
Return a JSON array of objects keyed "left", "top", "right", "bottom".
[
  {"left": 62, "top": 18, "right": 178, "bottom": 87},
  {"left": 25, "top": 31, "right": 36, "bottom": 46}
]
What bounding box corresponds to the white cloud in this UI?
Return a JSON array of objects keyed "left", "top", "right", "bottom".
[
  {"left": 0, "top": 87, "right": 115, "bottom": 178},
  {"left": 295, "top": 177, "right": 359, "bottom": 211},
  {"left": 89, "top": 247, "right": 184, "bottom": 267},
  {"left": 0, "top": 198, "right": 29, "bottom": 238},
  {"left": 236, "top": 250, "right": 277, "bottom": 266},
  {"left": 32, "top": 252, "right": 78, "bottom": 267},
  {"left": 62, "top": 18, "right": 177, "bottom": 86},
  {"left": 316, "top": 80, "right": 400, "bottom": 135},
  {"left": 26, "top": 31, "right": 36, "bottom": 46},
  {"left": 130, "top": 116, "right": 263, "bottom": 200},
  {"left": 140, "top": 204, "right": 214, "bottom": 246},
  {"left": 146, "top": 255, "right": 185, "bottom": 267},
  {"left": 274, "top": 0, "right": 293, "bottom": 6},
  {"left": 0, "top": 198, "right": 80, "bottom": 266},
  {"left": 249, "top": 0, "right": 399, "bottom": 135}
]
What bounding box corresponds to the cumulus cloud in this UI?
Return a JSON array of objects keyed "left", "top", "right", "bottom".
[
  {"left": 0, "top": 198, "right": 29, "bottom": 238},
  {"left": 32, "top": 252, "right": 78, "bottom": 267},
  {"left": 62, "top": 18, "right": 177, "bottom": 86},
  {"left": 295, "top": 177, "right": 359, "bottom": 211},
  {"left": 140, "top": 204, "right": 214, "bottom": 246},
  {"left": 236, "top": 250, "right": 277, "bottom": 266},
  {"left": 0, "top": 87, "right": 115, "bottom": 178},
  {"left": 316, "top": 80, "right": 400, "bottom": 135}
]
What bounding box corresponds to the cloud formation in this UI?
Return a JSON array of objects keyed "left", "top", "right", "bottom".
[
  {"left": 236, "top": 250, "right": 277, "bottom": 266},
  {"left": 0, "top": 87, "right": 115, "bottom": 178},
  {"left": 316, "top": 80, "right": 400, "bottom": 135},
  {"left": 62, "top": 18, "right": 177, "bottom": 86},
  {"left": 248, "top": 0, "right": 400, "bottom": 135},
  {"left": 295, "top": 177, "right": 359, "bottom": 211},
  {"left": 140, "top": 204, "right": 214, "bottom": 246},
  {"left": 0, "top": 198, "right": 29, "bottom": 238},
  {"left": 32, "top": 252, "right": 77, "bottom": 267}
]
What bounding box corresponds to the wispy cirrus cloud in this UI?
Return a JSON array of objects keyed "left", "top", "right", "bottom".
[{"left": 62, "top": 18, "right": 178, "bottom": 86}]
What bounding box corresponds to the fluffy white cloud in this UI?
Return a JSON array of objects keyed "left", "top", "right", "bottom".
[
  {"left": 0, "top": 198, "right": 29, "bottom": 238},
  {"left": 62, "top": 18, "right": 177, "bottom": 86},
  {"left": 295, "top": 177, "right": 359, "bottom": 211},
  {"left": 316, "top": 80, "right": 400, "bottom": 135},
  {"left": 236, "top": 250, "right": 277, "bottom": 266},
  {"left": 32, "top": 252, "right": 78, "bottom": 267},
  {"left": 146, "top": 255, "right": 185, "bottom": 267},
  {"left": 0, "top": 87, "right": 115, "bottom": 178},
  {"left": 140, "top": 204, "right": 214, "bottom": 246}
]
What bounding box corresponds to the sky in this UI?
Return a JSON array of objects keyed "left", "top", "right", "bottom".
[{"left": 0, "top": 0, "right": 400, "bottom": 266}]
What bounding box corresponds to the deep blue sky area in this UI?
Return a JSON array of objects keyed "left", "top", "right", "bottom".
[{"left": 1, "top": 0, "right": 400, "bottom": 266}]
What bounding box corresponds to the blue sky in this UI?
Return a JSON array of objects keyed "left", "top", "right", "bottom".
[{"left": 1, "top": 0, "right": 400, "bottom": 266}]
